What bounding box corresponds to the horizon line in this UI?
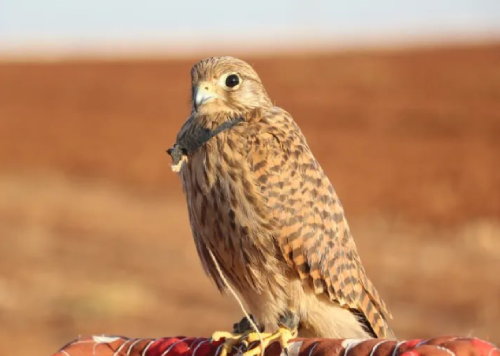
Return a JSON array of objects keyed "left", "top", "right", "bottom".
[{"left": 1, "top": 29, "right": 499, "bottom": 63}]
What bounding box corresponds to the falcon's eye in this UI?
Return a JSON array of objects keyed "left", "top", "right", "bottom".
[{"left": 225, "top": 74, "right": 240, "bottom": 88}]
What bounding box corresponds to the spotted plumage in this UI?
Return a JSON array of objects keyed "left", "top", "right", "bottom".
[{"left": 169, "top": 56, "right": 394, "bottom": 340}]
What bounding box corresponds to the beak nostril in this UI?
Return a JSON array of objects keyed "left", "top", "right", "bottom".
[{"left": 204, "top": 86, "right": 209, "bottom": 90}]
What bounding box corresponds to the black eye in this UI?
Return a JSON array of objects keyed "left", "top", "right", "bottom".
[{"left": 225, "top": 74, "right": 240, "bottom": 88}]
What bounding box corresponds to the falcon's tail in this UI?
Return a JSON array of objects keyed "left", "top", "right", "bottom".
[{"left": 356, "top": 287, "right": 395, "bottom": 339}]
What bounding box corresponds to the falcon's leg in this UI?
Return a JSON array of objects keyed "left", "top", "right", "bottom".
[
  {"left": 211, "top": 315, "right": 265, "bottom": 356},
  {"left": 242, "top": 311, "right": 299, "bottom": 356}
]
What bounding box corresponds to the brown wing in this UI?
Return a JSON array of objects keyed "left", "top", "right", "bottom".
[{"left": 248, "top": 108, "right": 393, "bottom": 338}]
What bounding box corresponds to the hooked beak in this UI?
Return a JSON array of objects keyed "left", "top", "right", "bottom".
[{"left": 194, "top": 83, "right": 218, "bottom": 111}]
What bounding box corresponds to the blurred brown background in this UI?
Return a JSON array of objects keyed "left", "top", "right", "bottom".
[{"left": 1, "top": 43, "right": 500, "bottom": 355}]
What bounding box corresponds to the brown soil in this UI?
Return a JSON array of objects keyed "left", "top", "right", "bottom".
[{"left": 0, "top": 43, "right": 499, "bottom": 356}]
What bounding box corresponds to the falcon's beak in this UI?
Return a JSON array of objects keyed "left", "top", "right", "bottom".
[{"left": 194, "top": 83, "right": 218, "bottom": 111}]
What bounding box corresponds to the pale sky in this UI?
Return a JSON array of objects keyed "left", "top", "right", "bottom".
[{"left": 1, "top": 0, "right": 499, "bottom": 55}]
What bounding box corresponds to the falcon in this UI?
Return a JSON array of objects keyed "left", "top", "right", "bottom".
[{"left": 167, "top": 56, "right": 394, "bottom": 356}]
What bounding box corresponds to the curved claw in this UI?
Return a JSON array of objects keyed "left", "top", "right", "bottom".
[
  {"left": 211, "top": 321, "right": 296, "bottom": 356},
  {"left": 211, "top": 331, "right": 246, "bottom": 356},
  {"left": 242, "top": 327, "right": 297, "bottom": 356}
]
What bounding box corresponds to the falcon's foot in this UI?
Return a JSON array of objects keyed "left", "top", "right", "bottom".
[
  {"left": 211, "top": 312, "right": 298, "bottom": 356},
  {"left": 241, "top": 326, "right": 298, "bottom": 356},
  {"left": 211, "top": 315, "right": 265, "bottom": 356}
]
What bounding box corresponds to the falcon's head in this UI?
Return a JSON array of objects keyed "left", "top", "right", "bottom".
[{"left": 190, "top": 56, "right": 272, "bottom": 118}]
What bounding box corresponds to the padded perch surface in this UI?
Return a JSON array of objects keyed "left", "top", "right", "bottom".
[{"left": 51, "top": 335, "right": 498, "bottom": 356}]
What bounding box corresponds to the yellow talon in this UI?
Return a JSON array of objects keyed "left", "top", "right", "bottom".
[
  {"left": 211, "top": 331, "right": 242, "bottom": 342},
  {"left": 243, "top": 327, "right": 297, "bottom": 356},
  {"left": 211, "top": 331, "right": 241, "bottom": 356},
  {"left": 211, "top": 327, "right": 297, "bottom": 356}
]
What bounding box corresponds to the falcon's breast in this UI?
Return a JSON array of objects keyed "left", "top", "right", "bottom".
[{"left": 179, "top": 120, "right": 290, "bottom": 297}]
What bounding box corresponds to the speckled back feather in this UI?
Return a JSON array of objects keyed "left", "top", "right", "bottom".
[{"left": 246, "top": 108, "right": 393, "bottom": 338}]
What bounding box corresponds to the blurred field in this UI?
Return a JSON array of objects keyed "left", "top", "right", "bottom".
[{"left": 0, "top": 43, "right": 499, "bottom": 356}]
